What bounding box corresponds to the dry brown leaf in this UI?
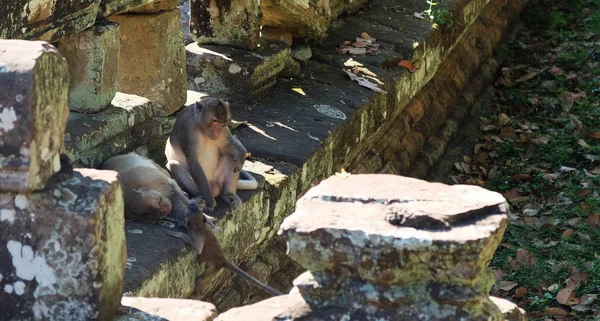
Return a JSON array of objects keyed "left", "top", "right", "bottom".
[
  {"left": 514, "top": 173, "right": 532, "bottom": 181},
  {"left": 590, "top": 165, "right": 600, "bottom": 175},
  {"left": 557, "top": 283, "right": 577, "bottom": 305},
  {"left": 514, "top": 287, "right": 528, "bottom": 298},
  {"left": 499, "top": 281, "right": 518, "bottom": 291},
  {"left": 550, "top": 66, "right": 565, "bottom": 76},
  {"left": 571, "top": 271, "right": 588, "bottom": 283},
  {"left": 514, "top": 71, "right": 539, "bottom": 84},
  {"left": 588, "top": 213, "right": 600, "bottom": 227},
  {"left": 360, "top": 32, "right": 372, "bottom": 40},
  {"left": 562, "top": 229, "right": 575, "bottom": 238},
  {"left": 544, "top": 307, "right": 569, "bottom": 316},
  {"left": 398, "top": 60, "right": 417, "bottom": 73},
  {"left": 516, "top": 248, "right": 536, "bottom": 266}
]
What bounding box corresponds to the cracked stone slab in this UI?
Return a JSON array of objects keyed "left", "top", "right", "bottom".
[
  {"left": 0, "top": 40, "right": 69, "bottom": 192},
  {"left": 64, "top": 92, "right": 156, "bottom": 155},
  {"left": 279, "top": 174, "right": 509, "bottom": 284},
  {"left": 0, "top": 168, "right": 126, "bottom": 321},
  {"left": 117, "top": 297, "right": 217, "bottom": 321},
  {"left": 186, "top": 39, "right": 290, "bottom": 103},
  {"left": 0, "top": 0, "right": 99, "bottom": 42},
  {"left": 99, "top": 0, "right": 175, "bottom": 17}
]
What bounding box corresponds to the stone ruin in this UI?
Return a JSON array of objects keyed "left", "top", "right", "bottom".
[{"left": 0, "top": 0, "right": 530, "bottom": 319}]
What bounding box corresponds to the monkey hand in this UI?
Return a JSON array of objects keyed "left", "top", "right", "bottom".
[
  {"left": 223, "top": 194, "right": 242, "bottom": 209},
  {"left": 232, "top": 155, "right": 244, "bottom": 173},
  {"left": 189, "top": 196, "right": 207, "bottom": 211}
]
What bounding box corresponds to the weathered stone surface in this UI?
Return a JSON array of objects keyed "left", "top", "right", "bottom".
[
  {"left": 65, "top": 0, "right": 527, "bottom": 312},
  {"left": 0, "top": 40, "right": 69, "bottom": 192},
  {"left": 0, "top": 169, "right": 126, "bottom": 321},
  {"left": 74, "top": 117, "right": 174, "bottom": 168},
  {"left": 109, "top": 10, "right": 186, "bottom": 115},
  {"left": 0, "top": 0, "right": 99, "bottom": 42},
  {"left": 186, "top": 39, "right": 290, "bottom": 103},
  {"left": 262, "top": 0, "right": 368, "bottom": 41},
  {"left": 65, "top": 92, "right": 155, "bottom": 156},
  {"left": 279, "top": 57, "right": 301, "bottom": 78},
  {"left": 128, "top": 0, "right": 179, "bottom": 13},
  {"left": 120, "top": 297, "right": 218, "bottom": 321},
  {"left": 189, "top": 0, "right": 261, "bottom": 49},
  {"left": 490, "top": 297, "right": 527, "bottom": 321},
  {"left": 57, "top": 21, "right": 120, "bottom": 113},
  {"left": 178, "top": 0, "right": 193, "bottom": 44},
  {"left": 275, "top": 174, "right": 509, "bottom": 319},
  {"left": 99, "top": 0, "right": 175, "bottom": 17},
  {"left": 290, "top": 45, "right": 312, "bottom": 64},
  {"left": 261, "top": 27, "right": 293, "bottom": 47}
]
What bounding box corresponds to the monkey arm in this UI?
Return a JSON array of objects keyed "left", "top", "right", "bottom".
[
  {"left": 228, "top": 135, "right": 247, "bottom": 173},
  {"left": 168, "top": 180, "right": 219, "bottom": 231}
]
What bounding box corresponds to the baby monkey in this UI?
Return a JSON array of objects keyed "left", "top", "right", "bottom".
[
  {"left": 165, "top": 97, "right": 257, "bottom": 212},
  {"left": 166, "top": 202, "right": 284, "bottom": 297}
]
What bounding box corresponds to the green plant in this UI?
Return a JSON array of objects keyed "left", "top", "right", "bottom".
[{"left": 424, "top": 1, "right": 453, "bottom": 26}]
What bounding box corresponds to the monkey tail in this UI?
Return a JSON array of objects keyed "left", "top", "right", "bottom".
[
  {"left": 225, "top": 262, "right": 284, "bottom": 296},
  {"left": 237, "top": 170, "right": 258, "bottom": 190}
]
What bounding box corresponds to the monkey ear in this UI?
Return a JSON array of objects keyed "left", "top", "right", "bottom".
[
  {"left": 194, "top": 101, "right": 203, "bottom": 111},
  {"left": 132, "top": 188, "right": 144, "bottom": 197}
]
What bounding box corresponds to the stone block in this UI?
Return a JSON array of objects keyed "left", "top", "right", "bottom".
[
  {"left": 57, "top": 21, "right": 120, "bottom": 114},
  {"left": 262, "top": 0, "right": 368, "bottom": 41},
  {"left": 65, "top": 93, "right": 155, "bottom": 155},
  {"left": 99, "top": 0, "right": 174, "bottom": 17},
  {"left": 260, "top": 27, "right": 293, "bottom": 47},
  {"left": 186, "top": 39, "right": 290, "bottom": 103},
  {"left": 0, "top": 40, "right": 69, "bottom": 192},
  {"left": 117, "top": 297, "right": 218, "bottom": 321},
  {"left": 109, "top": 10, "right": 186, "bottom": 115},
  {"left": 276, "top": 174, "right": 510, "bottom": 319},
  {"left": 190, "top": 0, "right": 261, "bottom": 49},
  {"left": 0, "top": 169, "right": 126, "bottom": 321},
  {"left": 128, "top": 0, "right": 179, "bottom": 13},
  {"left": 0, "top": 0, "right": 99, "bottom": 42}
]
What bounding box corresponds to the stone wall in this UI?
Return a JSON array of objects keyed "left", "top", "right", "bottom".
[{"left": 0, "top": 0, "right": 530, "bottom": 318}]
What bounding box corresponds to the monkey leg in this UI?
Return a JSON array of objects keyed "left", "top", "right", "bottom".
[
  {"left": 166, "top": 160, "right": 201, "bottom": 196},
  {"left": 221, "top": 169, "right": 242, "bottom": 208},
  {"left": 169, "top": 195, "right": 188, "bottom": 228}
]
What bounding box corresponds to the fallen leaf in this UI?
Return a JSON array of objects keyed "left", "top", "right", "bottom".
[
  {"left": 588, "top": 213, "right": 600, "bottom": 227},
  {"left": 348, "top": 47, "right": 367, "bottom": 55},
  {"left": 398, "top": 60, "right": 417, "bottom": 72},
  {"left": 562, "top": 229, "right": 575, "bottom": 238},
  {"left": 514, "top": 287, "right": 528, "bottom": 298},
  {"left": 547, "top": 284, "right": 559, "bottom": 291},
  {"left": 360, "top": 32, "right": 372, "bottom": 40},
  {"left": 292, "top": 87, "right": 306, "bottom": 96},
  {"left": 499, "top": 281, "right": 518, "bottom": 291},
  {"left": 557, "top": 280, "right": 578, "bottom": 305},
  {"left": 570, "top": 272, "right": 588, "bottom": 283},
  {"left": 516, "top": 248, "right": 536, "bottom": 266},
  {"left": 591, "top": 165, "right": 600, "bottom": 175},
  {"left": 514, "top": 173, "right": 532, "bottom": 181},
  {"left": 578, "top": 139, "right": 590, "bottom": 149},
  {"left": 544, "top": 307, "right": 569, "bottom": 316},
  {"left": 578, "top": 294, "right": 598, "bottom": 305},
  {"left": 514, "top": 71, "right": 539, "bottom": 84},
  {"left": 550, "top": 66, "right": 565, "bottom": 76}
]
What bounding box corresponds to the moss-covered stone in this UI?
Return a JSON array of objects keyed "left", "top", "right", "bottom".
[
  {"left": 0, "top": 40, "right": 69, "bottom": 192},
  {"left": 57, "top": 21, "right": 120, "bottom": 113}
]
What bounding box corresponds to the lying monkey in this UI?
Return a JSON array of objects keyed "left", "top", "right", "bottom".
[
  {"left": 101, "top": 152, "right": 216, "bottom": 229},
  {"left": 166, "top": 202, "right": 284, "bottom": 297},
  {"left": 165, "top": 97, "right": 258, "bottom": 212}
]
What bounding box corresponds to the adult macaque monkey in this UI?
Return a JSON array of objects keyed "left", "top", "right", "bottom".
[
  {"left": 164, "top": 97, "right": 257, "bottom": 212},
  {"left": 166, "top": 202, "right": 283, "bottom": 296},
  {"left": 101, "top": 152, "right": 217, "bottom": 230}
]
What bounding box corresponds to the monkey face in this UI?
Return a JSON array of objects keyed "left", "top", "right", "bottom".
[
  {"left": 206, "top": 120, "right": 227, "bottom": 140},
  {"left": 130, "top": 188, "right": 172, "bottom": 217}
]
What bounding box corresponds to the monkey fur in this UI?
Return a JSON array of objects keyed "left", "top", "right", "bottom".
[
  {"left": 166, "top": 202, "right": 284, "bottom": 297},
  {"left": 164, "top": 97, "right": 258, "bottom": 212},
  {"left": 101, "top": 152, "right": 216, "bottom": 229}
]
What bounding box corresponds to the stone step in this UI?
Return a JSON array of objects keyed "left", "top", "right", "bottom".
[{"left": 113, "top": 0, "right": 527, "bottom": 312}]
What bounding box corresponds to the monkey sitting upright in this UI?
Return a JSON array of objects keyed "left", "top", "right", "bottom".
[
  {"left": 101, "top": 152, "right": 215, "bottom": 228},
  {"left": 164, "top": 97, "right": 258, "bottom": 212}
]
